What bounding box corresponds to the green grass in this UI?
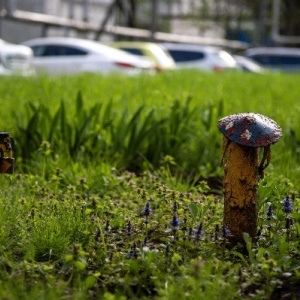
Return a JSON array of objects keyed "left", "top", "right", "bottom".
[
  {"left": 0, "top": 70, "right": 299, "bottom": 299},
  {"left": 4, "top": 70, "right": 300, "bottom": 182}
]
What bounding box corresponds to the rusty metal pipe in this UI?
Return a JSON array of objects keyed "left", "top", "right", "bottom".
[
  {"left": 0, "top": 132, "right": 14, "bottom": 174},
  {"left": 218, "top": 113, "right": 282, "bottom": 246},
  {"left": 222, "top": 137, "right": 259, "bottom": 244}
]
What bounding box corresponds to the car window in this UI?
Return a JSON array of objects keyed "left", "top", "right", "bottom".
[
  {"left": 120, "top": 48, "right": 143, "bottom": 56},
  {"left": 31, "top": 46, "right": 46, "bottom": 57},
  {"left": 251, "top": 54, "right": 300, "bottom": 66},
  {"left": 31, "top": 45, "right": 88, "bottom": 57},
  {"left": 167, "top": 50, "right": 205, "bottom": 62}
]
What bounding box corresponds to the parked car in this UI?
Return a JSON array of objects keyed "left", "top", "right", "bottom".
[
  {"left": 233, "top": 55, "right": 265, "bottom": 73},
  {"left": 245, "top": 47, "right": 300, "bottom": 72},
  {"left": 109, "top": 41, "right": 176, "bottom": 71},
  {"left": 23, "top": 37, "right": 154, "bottom": 75},
  {"left": 161, "top": 43, "right": 238, "bottom": 71},
  {"left": 0, "top": 39, "right": 34, "bottom": 76}
]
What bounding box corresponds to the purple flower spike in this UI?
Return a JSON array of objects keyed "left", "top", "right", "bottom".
[
  {"left": 170, "top": 215, "right": 180, "bottom": 227},
  {"left": 282, "top": 196, "right": 293, "bottom": 214},
  {"left": 222, "top": 225, "right": 232, "bottom": 238},
  {"left": 142, "top": 202, "right": 152, "bottom": 216}
]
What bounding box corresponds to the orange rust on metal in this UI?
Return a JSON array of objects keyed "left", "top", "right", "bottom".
[
  {"left": 0, "top": 158, "right": 14, "bottom": 174},
  {"left": 0, "top": 133, "right": 14, "bottom": 174},
  {"left": 222, "top": 136, "right": 259, "bottom": 243}
]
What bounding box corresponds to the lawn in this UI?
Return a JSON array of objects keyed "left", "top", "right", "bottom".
[{"left": 0, "top": 70, "right": 299, "bottom": 299}]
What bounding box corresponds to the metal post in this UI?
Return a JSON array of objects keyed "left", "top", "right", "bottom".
[
  {"left": 94, "top": 0, "right": 118, "bottom": 41},
  {"left": 271, "top": 0, "right": 280, "bottom": 41},
  {"left": 150, "top": 0, "right": 158, "bottom": 41},
  {"left": 82, "top": 0, "right": 89, "bottom": 22},
  {"left": 64, "top": 0, "right": 75, "bottom": 36},
  {"left": 258, "top": 0, "right": 267, "bottom": 45},
  {"left": 218, "top": 113, "right": 282, "bottom": 247},
  {"left": 69, "top": 0, "right": 75, "bottom": 19},
  {"left": 0, "top": 0, "right": 3, "bottom": 38},
  {"left": 0, "top": 132, "right": 14, "bottom": 174},
  {"left": 7, "top": 0, "right": 16, "bottom": 16}
]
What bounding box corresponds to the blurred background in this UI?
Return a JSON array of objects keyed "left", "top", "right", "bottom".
[{"left": 0, "top": 0, "right": 299, "bottom": 48}]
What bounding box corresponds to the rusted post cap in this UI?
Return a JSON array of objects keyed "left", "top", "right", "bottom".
[{"left": 217, "top": 113, "right": 282, "bottom": 147}]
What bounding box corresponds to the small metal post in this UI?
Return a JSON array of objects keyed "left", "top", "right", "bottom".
[
  {"left": 0, "top": 132, "right": 14, "bottom": 174},
  {"left": 6, "top": 0, "right": 16, "bottom": 16},
  {"left": 150, "top": 0, "right": 158, "bottom": 41},
  {"left": 82, "top": 0, "right": 88, "bottom": 22},
  {"left": 218, "top": 113, "right": 282, "bottom": 246},
  {"left": 64, "top": 0, "right": 75, "bottom": 37}
]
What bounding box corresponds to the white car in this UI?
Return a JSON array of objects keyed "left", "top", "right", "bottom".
[
  {"left": 161, "top": 43, "right": 238, "bottom": 71},
  {"left": 0, "top": 39, "right": 34, "bottom": 76},
  {"left": 245, "top": 47, "right": 300, "bottom": 72},
  {"left": 23, "top": 37, "right": 154, "bottom": 75}
]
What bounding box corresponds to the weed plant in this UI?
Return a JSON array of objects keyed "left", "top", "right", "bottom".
[
  {"left": 0, "top": 71, "right": 299, "bottom": 298},
  {"left": 0, "top": 165, "right": 298, "bottom": 299}
]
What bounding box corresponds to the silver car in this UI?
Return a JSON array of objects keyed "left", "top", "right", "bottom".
[
  {"left": 161, "top": 43, "right": 238, "bottom": 72},
  {"left": 23, "top": 37, "right": 154, "bottom": 75}
]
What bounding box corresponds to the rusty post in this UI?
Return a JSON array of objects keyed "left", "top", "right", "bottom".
[
  {"left": 0, "top": 132, "right": 14, "bottom": 174},
  {"left": 218, "top": 113, "right": 282, "bottom": 246}
]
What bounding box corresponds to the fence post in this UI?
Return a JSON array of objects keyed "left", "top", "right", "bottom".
[
  {"left": 7, "top": 0, "right": 16, "bottom": 16},
  {"left": 150, "top": 0, "right": 158, "bottom": 41},
  {"left": 82, "top": 0, "right": 88, "bottom": 22}
]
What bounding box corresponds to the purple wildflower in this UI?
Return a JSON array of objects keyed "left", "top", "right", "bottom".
[
  {"left": 129, "top": 249, "right": 137, "bottom": 259},
  {"left": 222, "top": 225, "right": 232, "bottom": 238},
  {"left": 282, "top": 196, "right": 293, "bottom": 214},
  {"left": 142, "top": 201, "right": 152, "bottom": 216},
  {"left": 170, "top": 215, "right": 180, "bottom": 228}
]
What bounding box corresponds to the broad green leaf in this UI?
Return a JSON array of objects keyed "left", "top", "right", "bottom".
[{"left": 189, "top": 203, "right": 199, "bottom": 223}]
